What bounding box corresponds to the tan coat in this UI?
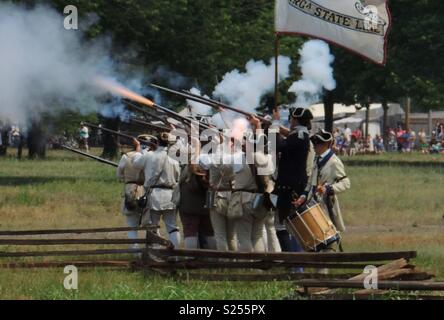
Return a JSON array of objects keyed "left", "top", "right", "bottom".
[
  {"left": 133, "top": 147, "right": 181, "bottom": 211},
  {"left": 116, "top": 151, "right": 145, "bottom": 215},
  {"left": 305, "top": 151, "right": 350, "bottom": 232}
]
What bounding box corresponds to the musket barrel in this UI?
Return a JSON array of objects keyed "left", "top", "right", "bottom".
[
  {"left": 150, "top": 83, "right": 272, "bottom": 125},
  {"left": 128, "top": 99, "right": 220, "bottom": 133},
  {"left": 130, "top": 118, "right": 171, "bottom": 132},
  {"left": 123, "top": 100, "right": 168, "bottom": 124},
  {"left": 84, "top": 122, "right": 136, "bottom": 142},
  {"left": 60, "top": 145, "right": 118, "bottom": 167},
  {"left": 182, "top": 89, "right": 252, "bottom": 117},
  {"left": 183, "top": 89, "right": 272, "bottom": 125},
  {"left": 125, "top": 97, "right": 194, "bottom": 126}
]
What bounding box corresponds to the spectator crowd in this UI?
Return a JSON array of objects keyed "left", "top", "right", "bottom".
[{"left": 332, "top": 122, "right": 444, "bottom": 156}]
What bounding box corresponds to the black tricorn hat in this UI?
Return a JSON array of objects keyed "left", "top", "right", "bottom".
[
  {"left": 310, "top": 129, "right": 333, "bottom": 145},
  {"left": 291, "top": 107, "right": 314, "bottom": 120}
]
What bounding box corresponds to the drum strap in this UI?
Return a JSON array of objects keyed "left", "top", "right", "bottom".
[
  {"left": 317, "top": 150, "right": 335, "bottom": 171},
  {"left": 312, "top": 150, "right": 338, "bottom": 199}
]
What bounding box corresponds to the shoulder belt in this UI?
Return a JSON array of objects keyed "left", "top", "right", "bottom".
[{"left": 317, "top": 150, "right": 335, "bottom": 170}]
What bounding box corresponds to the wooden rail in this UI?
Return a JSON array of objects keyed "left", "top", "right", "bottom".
[
  {"left": 150, "top": 248, "right": 417, "bottom": 263},
  {"left": 145, "top": 260, "right": 382, "bottom": 270},
  {"left": 297, "top": 279, "right": 444, "bottom": 291},
  {"left": 174, "top": 273, "right": 359, "bottom": 281},
  {"left": 0, "top": 238, "right": 150, "bottom": 245},
  {"left": 0, "top": 226, "right": 158, "bottom": 236},
  {"left": 0, "top": 248, "right": 143, "bottom": 258},
  {"left": 0, "top": 260, "right": 136, "bottom": 269}
]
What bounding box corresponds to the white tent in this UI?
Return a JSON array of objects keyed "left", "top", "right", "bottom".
[
  {"left": 333, "top": 103, "right": 404, "bottom": 137},
  {"left": 309, "top": 103, "right": 356, "bottom": 121}
]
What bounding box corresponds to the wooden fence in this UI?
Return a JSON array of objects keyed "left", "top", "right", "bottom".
[{"left": 0, "top": 226, "right": 443, "bottom": 300}]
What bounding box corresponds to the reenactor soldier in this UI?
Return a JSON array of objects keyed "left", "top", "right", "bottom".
[
  {"left": 295, "top": 129, "right": 351, "bottom": 246},
  {"left": 133, "top": 132, "right": 182, "bottom": 248},
  {"left": 229, "top": 141, "right": 266, "bottom": 253},
  {"left": 178, "top": 162, "right": 216, "bottom": 250},
  {"left": 271, "top": 107, "right": 314, "bottom": 252},
  {"left": 197, "top": 135, "right": 237, "bottom": 252},
  {"left": 116, "top": 134, "right": 158, "bottom": 247},
  {"left": 245, "top": 117, "right": 281, "bottom": 252}
]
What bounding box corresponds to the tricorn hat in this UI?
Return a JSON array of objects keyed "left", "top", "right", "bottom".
[
  {"left": 290, "top": 107, "right": 314, "bottom": 120},
  {"left": 310, "top": 129, "right": 333, "bottom": 145}
]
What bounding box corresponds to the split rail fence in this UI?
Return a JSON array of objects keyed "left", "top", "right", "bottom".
[{"left": 0, "top": 226, "right": 443, "bottom": 300}]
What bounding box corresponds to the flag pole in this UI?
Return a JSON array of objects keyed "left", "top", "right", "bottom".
[{"left": 274, "top": 33, "right": 280, "bottom": 111}]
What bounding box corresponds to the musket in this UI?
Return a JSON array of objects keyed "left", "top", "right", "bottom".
[
  {"left": 84, "top": 122, "right": 135, "bottom": 141},
  {"left": 151, "top": 83, "right": 270, "bottom": 125},
  {"left": 184, "top": 89, "right": 296, "bottom": 136},
  {"left": 132, "top": 98, "right": 195, "bottom": 126},
  {"left": 184, "top": 88, "right": 293, "bottom": 136},
  {"left": 60, "top": 145, "right": 118, "bottom": 167},
  {"left": 123, "top": 99, "right": 169, "bottom": 124},
  {"left": 129, "top": 118, "right": 171, "bottom": 132},
  {"left": 83, "top": 122, "right": 152, "bottom": 145},
  {"left": 151, "top": 83, "right": 291, "bottom": 136},
  {"left": 95, "top": 77, "right": 223, "bottom": 135},
  {"left": 125, "top": 99, "right": 222, "bottom": 134},
  {"left": 124, "top": 100, "right": 187, "bottom": 131}
]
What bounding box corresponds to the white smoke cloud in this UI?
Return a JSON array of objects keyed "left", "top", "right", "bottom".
[
  {"left": 289, "top": 40, "right": 336, "bottom": 107},
  {"left": 0, "top": 3, "right": 119, "bottom": 123},
  {"left": 210, "top": 113, "right": 229, "bottom": 129},
  {"left": 186, "top": 88, "right": 213, "bottom": 116},
  {"left": 151, "top": 66, "right": 188, "bottom": 89},
  {"left": 230, "top": 117, "right": 249, "bottom": 141},
  {"left": 212, "top": 56, "right": 291, "bottom": 113}
]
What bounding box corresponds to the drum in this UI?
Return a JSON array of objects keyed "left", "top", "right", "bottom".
[{"left": 285, "top": 202, "right": 340, "bottom": 252}]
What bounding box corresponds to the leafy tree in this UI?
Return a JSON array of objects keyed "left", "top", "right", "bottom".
[{"left": 9, "top": 0, "right": 444, "bottom": 139}]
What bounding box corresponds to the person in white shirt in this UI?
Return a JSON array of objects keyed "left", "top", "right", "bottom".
[
  {"left": 79, "top": 123, "right": 90, "bottom": 152},
  {"left": 343, "top": 125, "right": 352, "bottom": 144},
  {"left": 133, "top": 132, "right": 181, "bottom": 248},
  {"left": 247, "top": 116, "right": 282, "bottom": 253},
  {"left": 197, "top": 135, "right": 237, "bottom": 252},
  {"left": 116, "top": 136, "right": 156, "bottom": 248}
]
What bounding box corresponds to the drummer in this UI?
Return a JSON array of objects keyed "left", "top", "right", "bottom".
[
  {"left": 294, "top": 129, "right": 351, "bottom": 251},
  {"left": 271, "top": 107, "right": 314, "bottom": 253}
]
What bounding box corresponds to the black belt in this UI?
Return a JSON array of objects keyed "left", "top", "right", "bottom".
[{"left": 151, "top": 185, "right": 174, "bottom": 190}]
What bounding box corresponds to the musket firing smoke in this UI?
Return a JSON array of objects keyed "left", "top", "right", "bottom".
[
  {"left": 94, "top": 77, "right": 155, "bottom": 108},
  {"left": 289, "top": 40, "right": 336, "bottom": 107}
]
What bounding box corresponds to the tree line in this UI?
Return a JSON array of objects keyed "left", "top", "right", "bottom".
[{"left": 6, "top": 0, "right": 444, "bottom": 158}]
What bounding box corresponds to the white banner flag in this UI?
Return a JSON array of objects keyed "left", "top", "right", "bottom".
[{"left": 275, "top": 0, "right": 391, "bottom": 65}]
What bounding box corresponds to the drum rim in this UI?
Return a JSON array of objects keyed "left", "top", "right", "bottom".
[
  {"left": 289, "top": 202, "right": 323, "bottom": 219},
  {"left": 312, "top": 233, "right": 341, "bottom": 252},
  {"left": 285, "top": 216, "right": 341, "bottom": 251}
]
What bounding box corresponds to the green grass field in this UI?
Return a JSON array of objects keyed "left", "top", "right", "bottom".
[{"left": 0, "top": 150, "right": 443, "bottom": 299}]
